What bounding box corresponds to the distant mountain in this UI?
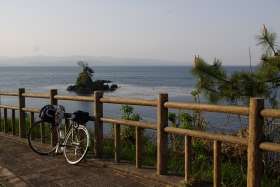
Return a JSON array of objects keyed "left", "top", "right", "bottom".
[{"left": 0, "top": 56, "right": 185, "bottom": 66}]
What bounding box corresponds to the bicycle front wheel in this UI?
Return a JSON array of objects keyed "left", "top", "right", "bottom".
[
  {"left": 64, "top": 125, "right": 90, "bottom": 164},
  {"left": 28, "top": 120, "right": 58, "bottom": 155}
]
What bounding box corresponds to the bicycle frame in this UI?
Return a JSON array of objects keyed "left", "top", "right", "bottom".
[{"left": 53, "top": 120, "right": 79, "bottom": 154}]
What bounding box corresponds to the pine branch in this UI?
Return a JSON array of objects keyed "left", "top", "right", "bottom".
[{"left": 197, "top": 66, "right": 232, "bottom": 83}]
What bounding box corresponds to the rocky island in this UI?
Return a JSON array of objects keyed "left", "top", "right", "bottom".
[{"left": 67, "top": 61, "right": 118, "bottom": 95}]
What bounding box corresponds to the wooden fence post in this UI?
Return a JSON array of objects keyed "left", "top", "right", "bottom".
[
  {"left": 114, "top": 123, "right": 120, "bottom": 163},
  {"left": 3, "top": 108, "right": 7, "bottom": 133},
  {"left": 49, "top": 89, "right": 58, "bottom": 146},
  {"left": 213, "top": 140, "right": 221, "bottom": 187},
  {"left": 185, "top": 136, "right": 192, "bottom": 183},
  {"left": 157, "top": 93, "right": 168, "bottom": 175},
  {"left": 0, "top": 108, "right": 1, "bottom": 131},
  {"left": 94, "top": 91, "right": 103, "bottom": 158},
  {"left": 18, "top": 88, "right": 26, "bottom": 138},
  {"left": 50, "top": 89, "right": 58, "bottom": 105},
  {"left": 247, "top": 98, "right": 264, "bottom": 187},
  {"left": 11, "top": 109, "right": 16, "bottom": 135},
  {"left": 136, "top": 127, "right": 142, "bottom": 168}
]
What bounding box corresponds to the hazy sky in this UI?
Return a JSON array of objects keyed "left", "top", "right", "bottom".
[{"left": 0, "top": 0, "right": 279, "bottom": 65}]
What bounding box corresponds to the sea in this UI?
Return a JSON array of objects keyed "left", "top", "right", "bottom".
[{"left": 0, "top": 66, "right": 251, "bottom": 134}]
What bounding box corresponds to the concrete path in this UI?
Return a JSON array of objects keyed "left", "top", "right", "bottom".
[{"left": 0, "top": 135, "right": 167, "bottom": 187}]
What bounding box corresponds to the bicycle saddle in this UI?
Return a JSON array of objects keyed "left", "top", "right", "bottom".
[{"left": 71, "top": 110, "right": 92, "bottom": 124}]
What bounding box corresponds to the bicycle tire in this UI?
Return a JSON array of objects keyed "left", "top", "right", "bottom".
[
  {"left": 64, "top": 125, "right": 90, "bottom": 164},
  {"left": 28, "top": 120, "right": 58, "bottom": 155}
]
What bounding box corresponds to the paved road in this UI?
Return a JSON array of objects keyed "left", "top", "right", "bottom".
[{"left": 0, "top": 135, "right": 165, "bottom": 187}]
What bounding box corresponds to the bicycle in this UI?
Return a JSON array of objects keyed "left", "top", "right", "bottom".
[{"left": 28, "top": 105, "right": 94, "bottom": 165}]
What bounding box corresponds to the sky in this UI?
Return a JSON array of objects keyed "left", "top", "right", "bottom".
[{"left": 0, "top": 0, "right": 279, "bottom": 65}]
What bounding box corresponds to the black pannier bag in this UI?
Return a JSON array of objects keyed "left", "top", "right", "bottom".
[
  {"left": 39, "top": 105, "right": 56, "bottom": 123},
  {"left": 71, "top": 110, "right": 90, "bottom": 125}
]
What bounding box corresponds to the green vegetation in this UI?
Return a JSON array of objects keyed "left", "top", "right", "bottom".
[
  {"left": 0, "top": 114, "right": 51, "bottom": 138},
  {"left": 120, "top": 105, "right": 141, "bottom": 143},
  {"left": 0, "top": 116, "right": 20, "bottom": 135},
  {"left": 190, "top": 25, "right": 280, "bottom": 186},
  {"left": 67, "top": 61, "right": 118, "bottom": 94},
  {"left": 192, "top": 25, "right": 280, "bottom": 107},
  {"left": 101, "top": 105, "right": 157, "bottom": 165}
]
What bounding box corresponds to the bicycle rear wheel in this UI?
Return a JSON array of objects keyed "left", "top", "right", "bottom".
[
  {"left": 64, "top": 125, "right": 90, "bottom": 164},
  {"left": 28, "top": 120, "right": 58, "bottom": 155}
]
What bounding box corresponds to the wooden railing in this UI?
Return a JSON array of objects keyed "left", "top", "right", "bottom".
[{"left": 0, "top": 88, "right": 280, "bottom": 187}]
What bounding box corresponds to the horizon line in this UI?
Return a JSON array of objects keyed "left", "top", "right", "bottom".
[{"left": 0, "top": 64, "right": 257, "bottom": 67}]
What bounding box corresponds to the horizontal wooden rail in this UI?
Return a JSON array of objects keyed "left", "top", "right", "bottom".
[
  {"left": 260, "top": 109, "right": 280, "bottom": 118},
  {"left": 22, "top": 92, "right": 50, "bottom": 99},
  {"left": 0, "top": 105, "right": 18, "bottom": 110},
  {"left": 0, "top": 91, "right": 18, "bottom": 96},
  {"left": 259, "top": 142, "right": 280, "bottom": 153},
  {"left": 22, "top": 107, "right": 40, "bottom": 113},
  {"left": 164, "top": 127, "right": 248, "bottom": 145},
  {"left": 100, "top": 97, "right": 157, "bottom": 106},
  {"left": 165, "top": 102, "right": 249, "bottom": 115},
  {"left": 101, "top": 117, "right": 157, "bottom": 129},
  {"left": 54, "top": 95, "right": 95, "bottom": 102}
]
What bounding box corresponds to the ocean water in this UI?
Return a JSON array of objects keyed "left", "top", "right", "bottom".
[{"left": 0, "top": 66, "right": 251, "bottom": 133}]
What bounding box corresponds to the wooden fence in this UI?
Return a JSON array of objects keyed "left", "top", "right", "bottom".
[{"left": 0, "top": 88, "right": 280, "bottom": 187}]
